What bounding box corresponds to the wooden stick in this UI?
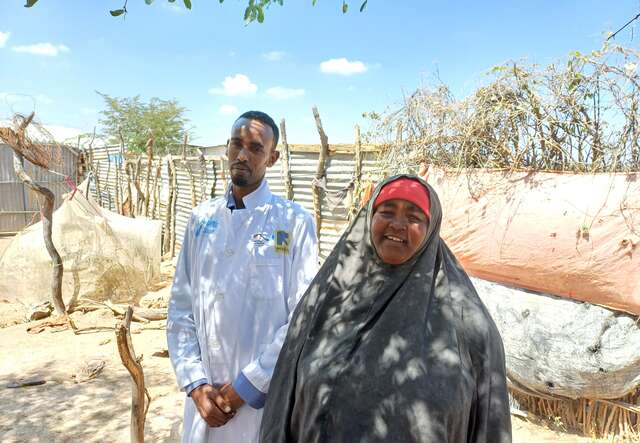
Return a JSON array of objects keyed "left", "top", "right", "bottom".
[
  {"left": 349, "top": 124, "right": 363, "bottom": 221},
  {"left": 116, "top": 306, "right": 150, "bottom": 443},
  {"left": 198, "top": 148, "right": 207, "bottom": 202},
  {"left": 94, "top": 160, "right": 103, "bottom": 206},
  {"left": 152, "top": 162, "right": 160, "bottom": 219},
  {"left": 135, "top": 157, "right": 144, "bottom": 216},
  {"left": 185, "top": 160, "right": 197, "bottom": 208},
  {"left": 144, "top": 137, "right": 154, "bottom": 217},
  {"left": 312, "top": 106, "right": 329, "bottom": 241},
  {"left": 170, "top": 158, "right": 178, "bottom": 258},
  {"left": 182, "top": 134, "right": 188, "bottom": 161},
  {"left": 124, "top": 160, "right": 135, "bottom": 218},
  {"left": 163, "top": 156, "right": 174, "bottom": 255},
  {"left": 280, "top": 119, "right": 294, "bottom": 201},
  {"left": 210, "top": 159, "right": 218, "bottom": 199}
]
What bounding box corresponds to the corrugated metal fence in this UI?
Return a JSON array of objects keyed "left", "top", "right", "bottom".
[
  {"left": 0, "top": 143, "right": 80, "bottom": 234},
  {"left": 88, "top": 143, "right": 384, "bottom": 259}
]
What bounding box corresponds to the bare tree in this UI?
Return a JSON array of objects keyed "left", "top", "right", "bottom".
[{"left": 0, "top": 113, "right": 66, "bottom": 315}]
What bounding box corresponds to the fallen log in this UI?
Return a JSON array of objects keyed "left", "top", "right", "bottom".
[{"left": 472, "top": 277, "right": 640, "bottom": 400}]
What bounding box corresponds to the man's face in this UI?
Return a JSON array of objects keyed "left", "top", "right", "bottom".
[{"left": 227, "top": 118, "right": 279, "bottom": 189}]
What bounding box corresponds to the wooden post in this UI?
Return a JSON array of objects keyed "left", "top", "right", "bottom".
[
  {"left": 312, "top": 106, "right": 330, "bottom": 241},
  {"left": 186, "top": 161, "right": 197, "bottom": 208},
  {"left": 116, "top": 306, "right": 150, "bottom": 443},
  {"left": 280, "top": 119, "right": 294, "bottom": 201},
  {"left": 87, "top": 129, "right": 101, "bottom": 205},
  {"left": 152, "top": 162, "right": 161, "bottom": 219},
  {"left": 163, "top": 156, "right": 174, "bottom": 256},
  {"left": 210, "top": 159, "right": 218, "bottom": 199},
  {"left": 170, "top": 158, "right": 178, "bottom": 258},
  {"left": 124, "top": 161, "right": 135, "bottom": 218},
  {"left": 105, "top": 145, "right": 113, "bottom": 212},
  {"left": 181, "top": 134, "right": 188, "bottom": 161},
  {"left": 135, "top": 157, "right": 144, "bottom": 216},
  {"left": 198, "top": 148, "right": 207, "bottom": 202},
  {"left": 144, "top": 137, "right": 154, "bottom": 217},
  {"left": 114, "top": 152, "right": 121, "bottom": 214},
  {"left": 349, "top": 125, "right": 364, "bottom": 221},
  {"left": 220, "top": 158, "right": 228, "bottom": 190}
]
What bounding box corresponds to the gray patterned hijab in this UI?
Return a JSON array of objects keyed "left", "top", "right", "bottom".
[{"left": 260, "top": 174, "right": 512, "bottom": 443}]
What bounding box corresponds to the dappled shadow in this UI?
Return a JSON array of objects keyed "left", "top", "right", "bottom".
[
  {"left": 0, "top": 324, "right": 183, "bottom": 443},
  {"left": 261, "top": 175, "right": 512, "bottom": 442}
]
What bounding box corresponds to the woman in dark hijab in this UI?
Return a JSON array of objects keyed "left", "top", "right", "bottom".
[{"left": 260, "top": 175, "right": 512, "bottom": 443}]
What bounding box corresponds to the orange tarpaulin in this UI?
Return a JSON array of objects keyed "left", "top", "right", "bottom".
[{"left": 419, "top": 167, "right": 640, "bottom": 315}]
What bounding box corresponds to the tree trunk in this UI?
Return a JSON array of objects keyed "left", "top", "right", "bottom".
[
  {"left": 116, "top": 306, "right": 149, "bottom": 443},
  {"left": 13, "top": 152, "right": 65, "bottom": 315}
]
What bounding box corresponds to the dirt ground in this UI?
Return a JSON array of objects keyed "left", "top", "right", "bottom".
[
  {"left": 0, "top": 244, "right": 603, "bottom": 442},
  {"left": 0, "top": 313, "right": 597, "bottom": 443}
]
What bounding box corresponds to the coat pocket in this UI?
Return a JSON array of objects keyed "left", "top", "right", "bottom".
[{"left": 248, "top": 260, "right": 283, "bottom": 300}]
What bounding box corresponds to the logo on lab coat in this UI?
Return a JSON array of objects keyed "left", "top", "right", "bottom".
[
  {"left": 195, "top": 217, "right": 219, "bottom": 237},
  {"left": 275, "top": 230, "right": 290, "bottom": 254},
  {"left": 251, "top": 232, "right": 270, "bottom": 246}
]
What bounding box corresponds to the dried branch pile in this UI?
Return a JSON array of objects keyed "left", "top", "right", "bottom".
[{"left": 371, "top": 44, "right": 640, "bottom": 175}]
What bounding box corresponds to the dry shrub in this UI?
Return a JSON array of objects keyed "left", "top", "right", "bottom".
[{"left": 369, "top": 43, "right": 640, "bottom": 175}]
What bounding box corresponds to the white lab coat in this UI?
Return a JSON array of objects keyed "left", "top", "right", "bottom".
[{"left": 167, "top": 180, "right": 318, "bottom": 443}]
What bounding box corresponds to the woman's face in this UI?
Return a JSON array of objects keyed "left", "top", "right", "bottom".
[{"left": 371, "top": 199, "right": 429, "bottom": 265}]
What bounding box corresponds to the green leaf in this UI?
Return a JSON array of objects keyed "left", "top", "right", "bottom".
[
  {"left": 184, "top": 0, "right": 192, "bottom": 9},
  {"left": 257, "top": 6, "right": 265, "bottom": 23},
  {"left": 110, "top": 9, "right": 125, "bottom": 16},
  {"left": 145, "top": 0, "right": 154, "bottom": 4},
  {"left": 359, "top": 0, "right": 367, "bottom": 12},
  {"left": 244, "top": 5, "right": 252, "bottom": 21},
  {"left": 342, "top": 1, "right": 348, "bottom": 13},
  {"left": 24, "top": 0, "right": 39, "bottom": 7},
  {"left": 169, "top": 0, "right": 176, "bottom": 2},
  {"left": 312, "top": 0, "right": 318, "bottom": 5}
]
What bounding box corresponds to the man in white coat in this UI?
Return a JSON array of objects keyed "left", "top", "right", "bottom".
[{"left": 167, "top": 111, "right": 318, "bottom": 443}]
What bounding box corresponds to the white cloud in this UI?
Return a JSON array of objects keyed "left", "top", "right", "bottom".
[
  {"left": 0, "top": 31, "right": 10, "bottom": 48},
  {"left": 266, "top": 86, "right": 305, "bottom": 100},
  {"left": 11, "top": 43, "right": 70, "bottom": 57},
  {"left": 209, "top": 74, "right": 257, "bottom": 96},
  {"left": 320, "top": 58, "right": 367, "bottom": 76},
  {"left": 41, "top": 125, "right": 84, "bottom": 142},
  {"left": 218, "top": 104, "right": 239, "bottom": 116},
  {"left": 262, "top": 51, "right": 286, "bottom": 62}
]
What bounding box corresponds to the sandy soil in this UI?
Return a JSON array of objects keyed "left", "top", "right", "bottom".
[
  {"left": 0, "top": 251, "right": 603, "bottom": 442},
  {"left": 0, "top": 311, "right": 599, "bottom": 443}
]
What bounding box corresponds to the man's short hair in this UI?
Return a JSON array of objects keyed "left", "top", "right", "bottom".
[{"left": 235, "top": 111, "right": 280, "bottom": 150}]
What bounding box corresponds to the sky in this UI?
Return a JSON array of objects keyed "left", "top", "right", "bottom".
[{"left": 0, "top": 0, "right": 638, "bottom": 145}]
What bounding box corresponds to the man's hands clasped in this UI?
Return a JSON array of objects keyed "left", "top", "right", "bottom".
[{"left": 191, "top": 383, "right": 246, "bottom": 428}]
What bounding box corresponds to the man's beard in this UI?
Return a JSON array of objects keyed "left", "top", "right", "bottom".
[{"left": 231, "top": 175, "right": 249, "bottom": 187}]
